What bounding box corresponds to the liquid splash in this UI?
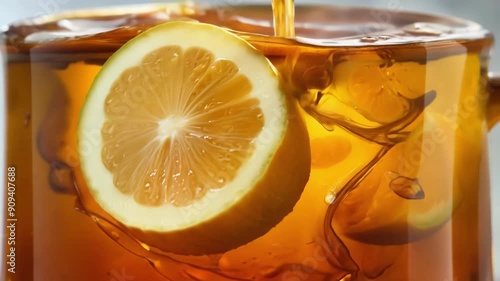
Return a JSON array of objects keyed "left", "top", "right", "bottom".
[{"left": 297, "top": 65, "right": 436, "bottom": 279}]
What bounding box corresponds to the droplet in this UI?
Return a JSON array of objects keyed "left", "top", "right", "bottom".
[
  {"left": 360, "top": 36, "right": 378, "bottom": 43},
  {"left": 324, "top": 192, "right": 337, "bottom": 204},
  {"left": 386, "top": 171, "right": 424, "bottom": 200},
  {"left": 110, "top": 231, "right": 120, "bottom": 240},
  {"left": 378, "top": 35, "right": 392, "bottom": 40},
  {"left": 139, "top": 242, "right": 151, "bottom": 251}
]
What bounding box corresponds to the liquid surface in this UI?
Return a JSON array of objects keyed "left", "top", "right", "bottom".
[
  {"left": 1, "top": 3, "right": 495, "bottom": 281},
  {"left": 2, "top": 3, "right": 491, "bottom": 55}
]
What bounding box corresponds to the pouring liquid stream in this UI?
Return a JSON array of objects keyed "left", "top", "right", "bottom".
[{"left": 272, "top": 0, "right": 295, "bottom": 37}]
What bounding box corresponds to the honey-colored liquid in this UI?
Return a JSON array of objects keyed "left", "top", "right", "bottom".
[
  {"left": 273, "top": 0, "right": 295, "bottom": 37},
  {"left": 1, "top": 3, "right": 495, "bottom": 281}
]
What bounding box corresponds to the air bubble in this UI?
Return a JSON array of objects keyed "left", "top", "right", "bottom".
[
  {"left": 386, "top": 171, "right": 424, "bottom": 200},
  {"left": 110, "top": 231, "right": 120, "bottom": 240},
  {"left": 360, "top": 36, "right": 378, "bottom": 43},
  {"left": 378, "top": 35, "right": 392, "bottom": 40},
  {"left": 324, "top": 192, "right": 337, "bottom": 205}
]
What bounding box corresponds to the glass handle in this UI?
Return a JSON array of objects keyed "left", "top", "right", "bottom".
[{"left": 487, "top": 72, "right": 500, "bottom": 130}]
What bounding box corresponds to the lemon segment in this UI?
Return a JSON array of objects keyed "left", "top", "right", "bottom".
[{"left": 78, "top": 22, "right": 310, "bottom": 254}]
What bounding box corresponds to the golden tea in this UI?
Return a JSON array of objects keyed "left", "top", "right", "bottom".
[{"left": 1, "top": 3, "right": 497, "bottom": 281}]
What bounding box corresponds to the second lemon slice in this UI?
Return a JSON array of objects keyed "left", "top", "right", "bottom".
[{"left": 78, "top": 22, "right": 310, "bottom": 255}]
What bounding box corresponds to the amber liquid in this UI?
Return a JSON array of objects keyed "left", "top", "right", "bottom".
[
  {"left": 273, "top": 0, "right": 295, "bottom": 37},
  {"left": 1, "top": 3, "right": 495, "bottom": 281}
]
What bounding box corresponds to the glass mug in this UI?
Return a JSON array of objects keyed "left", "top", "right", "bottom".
[{"left": 1, "top": 2, "right": 499, "bottom": 281}]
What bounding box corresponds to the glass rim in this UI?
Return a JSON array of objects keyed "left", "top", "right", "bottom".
[{"left": 1, "top": 2, "right": 494, "bottom": 56}]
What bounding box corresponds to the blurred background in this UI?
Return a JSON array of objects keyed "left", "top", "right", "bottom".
[{"left": 0, "top": 0, "right": 499, "bottom": 279}]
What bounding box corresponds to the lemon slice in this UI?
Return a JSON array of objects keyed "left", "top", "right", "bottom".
[
  {"left": 334, "top": 113, "right": 470, "bottom": 244},
  {"left": 77, "top": 22, "right": 310, "bottom": 255},
  {"left": 331, "top": 53, "right": 411, "bottom": 124}
]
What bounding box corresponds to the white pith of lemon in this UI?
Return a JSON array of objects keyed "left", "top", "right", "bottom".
[{"left": 77, "top": 22, "right": 310, "bottom": 254}]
